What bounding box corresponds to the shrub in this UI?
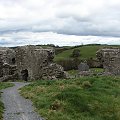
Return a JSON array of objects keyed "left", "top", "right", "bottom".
[
  {"left": 71, "top": 49, "right": 80, "bottom": 58},
  {"left": 56, "top": 58, "right": 81, "bottom": 71}
]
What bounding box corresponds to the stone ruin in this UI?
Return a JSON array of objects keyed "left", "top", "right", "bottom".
[
  {"left": 78, "top": 62, "right": 92, "bottom": 76},
  {"left": 78, "top": 62, "right": 89, "bottom": 72},
  {"left": 0, "top": 45, "right": 68, "bottom": 81},
  {"left": 96, "top": 47, "right": 120, "bottom": 75}
]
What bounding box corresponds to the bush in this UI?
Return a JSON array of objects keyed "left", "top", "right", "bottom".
[
  {"left": 56, "top": 58, "right": 81, "bottom": 71},
  {"left": 71, "top": 49, "right": 80, "bottom": 58}
]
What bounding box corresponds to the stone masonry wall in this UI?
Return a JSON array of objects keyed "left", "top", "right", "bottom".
[
  {"left": 0, "top": 45, "right": 67, "bottom": 81},
  {"left": 96, "top": 48, "right": 120, "bottom": 75},
  {"left": 15, "top": 45, "right": 55, "bottom": 80}
]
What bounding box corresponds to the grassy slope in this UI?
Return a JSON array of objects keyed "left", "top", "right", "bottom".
[
  {"left": 0, "top": 82, "right": 14, "bottom": 120},
  {"left": 54, "top": 45, "right": 120, "bottom": 61},
  {"left": 20, "top": 77, "right": 120, "bottom": 120},
  {"left": 54, "top": 45, "right": 104, "bottom": 61}
]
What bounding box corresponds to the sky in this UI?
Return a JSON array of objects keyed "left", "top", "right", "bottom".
[{"left": 0, "top": 0, "right": 120, "bottom": 47}]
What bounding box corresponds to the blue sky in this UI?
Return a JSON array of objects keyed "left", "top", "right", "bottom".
[{"left": 0, "top": 0, "right": 120, "bottom": 47}]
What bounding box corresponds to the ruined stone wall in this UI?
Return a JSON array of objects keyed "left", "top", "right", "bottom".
[
  {"left": 15, "top": 45, "right": 55, "bottom": 80},
  {"left": 0, "top": 56, "right": 3, "bottom": 77},
  {"left": 0, "top": 48, "right": 16, "bottom": 76},
  {"left": 0, "top": 47, "right": 16, "bottom": 65},
  {"left": 0, "top": 45, "right": 67, "bottom": 81},
  {"left": 96, "top": 48, "right": 120, "bottom": 75},
  {"left": 0, "top": 47, "right": 18, "bottom": 81}
]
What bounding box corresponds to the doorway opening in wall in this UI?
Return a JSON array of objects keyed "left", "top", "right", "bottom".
[
  {"left": 21, "top": 69, "right": 28, "bottom": 81},
  {"left": 12, "top": 58, "right": 16, "bottom": 64}
]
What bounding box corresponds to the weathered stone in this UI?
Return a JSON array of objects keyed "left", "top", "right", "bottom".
[
  {"left": 0, "top": 47, "right": 16, "bottom": 65},
  {"left": 0, "top": 73, "right": 18, "bottom": 82},
  {"left": 78, "top": 62, "right": 89, "bottom": 72},
  {"left": 0, "top": 57, "right": 3, "bottom": 77},
  {"left": 0, "top": 45, "right": 67, "bottom": 81},
  {"left": 101, "top": 72, "right": 114, "bottom": 76},
  {"left": 96, "top": 47, "right": 120, "bottom": 75},
  {"left": 78, "top": 62, "right": 92, "bottom": 77},
  {"left": 41, "top": 63, "right": 68, "bottom": 80},
  {"left": 87, "top": 58, "right": 102, "bottom": 68},
  {"left": 78, "top": 71, "right": 92, "bottom": 77}
]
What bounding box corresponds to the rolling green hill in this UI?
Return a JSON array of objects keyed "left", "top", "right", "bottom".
[
  {"left": 54, "top": 45, "right": 104, "bottom": 61},
  {"left": 54, "top": 45, "right": 120, "bottom": 61}
]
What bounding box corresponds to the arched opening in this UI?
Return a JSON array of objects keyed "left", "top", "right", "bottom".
[
  {"left": 21, "top": 69, "right": 28, "bottom": 81},
  {"left": 12, "top": 58, "right": 16, "bottom": 64}
]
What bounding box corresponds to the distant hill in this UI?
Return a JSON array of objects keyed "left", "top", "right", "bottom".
[
  {"left": 54, "top": 45, "right": 103, "bottom": 61},
  {"left": 54, "top": 44, "right": 120, "bottom": 61}
]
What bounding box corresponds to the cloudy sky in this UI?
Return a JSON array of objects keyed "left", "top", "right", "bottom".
[{"left": 0, "top": 0, "right": 120, "bottom": 47}]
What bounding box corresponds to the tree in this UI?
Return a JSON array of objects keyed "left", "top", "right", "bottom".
[{"left": 71, "top": 49, "right": 80, "bottom": 58}]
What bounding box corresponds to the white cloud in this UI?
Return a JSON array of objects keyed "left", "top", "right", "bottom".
[
  {"left": 0, "top": 0, "right": 120, "bottom": 46},
  {"left": 0, "top": 32, "right": 120, "bottom": 47}
]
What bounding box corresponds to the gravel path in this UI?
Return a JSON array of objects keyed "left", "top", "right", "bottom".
[{"left": 1, "top": 82, "right": 44, "bottom": 120}]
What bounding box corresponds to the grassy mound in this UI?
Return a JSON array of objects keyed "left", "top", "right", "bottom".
[
  {"left": 0, "top": 82, "right": 14, "bottom": 120},
  {"left": 20, "top": 77, "right": 120, "bottom": 120}
]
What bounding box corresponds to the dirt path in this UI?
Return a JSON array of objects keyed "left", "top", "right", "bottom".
[{"left": 1, "top": 82, "right": 44, "bottom": 120}]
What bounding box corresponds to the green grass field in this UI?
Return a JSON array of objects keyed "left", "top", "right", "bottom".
[
  {"left": 54, "top": 45, "right": 120, "bottom": 62},
  {"left": 54, "top": 45, "right": 104, "bottom": 61},
  {"left": 0, "top": 82, "right": 14, "bottom": 120},
  {"left": 20, "top": 76, "right": 120, "bottom": 120},
  {"left": 67, "top": 68, "right": 104, "bottom": 76}
]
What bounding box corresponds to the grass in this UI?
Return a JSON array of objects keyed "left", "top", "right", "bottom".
[
  {"left": 67, "top": 70, "right": 78, "bottom": 76},
  {"left": 0, "top": 82, "right": 14, "bottom": 120},
  {"left": 90, "top": 68, "right": 104, "bottom": 74},
  {"left": 54, "top": 45, "right": 104, "bottom": 61},
  {"left": 54, "top": 45, "right": 120, "bottom": 61},
  {"left": 67, "top": 68, "right": 104, "bottom": 77},
  {"left": 20, "top": 76, "right": 120, "bottom": 120}
]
